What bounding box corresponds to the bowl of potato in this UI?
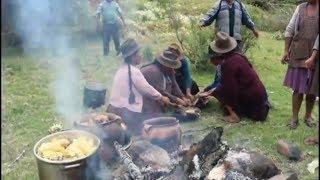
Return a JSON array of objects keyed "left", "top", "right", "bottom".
[{"left": 33, "top": 130, "right": 100, "bottom": 180}]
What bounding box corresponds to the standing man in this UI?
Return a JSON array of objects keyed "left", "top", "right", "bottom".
[
  {"left": 96, "top": 0, "right": 125, "bottom": 56},
  {"left": 199, "top": 0, "right": 259, "bottom": 89}
]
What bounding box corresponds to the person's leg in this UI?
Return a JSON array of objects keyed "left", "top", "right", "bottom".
[
  {"left": 111, "top": 24, "right": 121, "bottom": 54},
  {"left": 288, "top": 91, "right": 304, "bottom": 128},
  {"left": 305, "top": 94, "right": 316, "bottom": 127},
  {"left": 103, "top": 24, "right": 111, "bottom": 56},
  {"left": 224, "top": 105, "right": 240, "bottom": 123}
]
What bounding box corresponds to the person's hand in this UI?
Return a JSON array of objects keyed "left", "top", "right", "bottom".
[
  {"left": 186, "top": 92, "right": 194, "bottom": 101},
  {"left": 182, "top": 97, "right": 191, "bottom": 106},
  {"left": 252, "top": 29, "right": 259, "bottom": 38},
  {"left": 198, "top": 88, "right": 215, "bottom": 98},
  {"left": 161, "top": 96, "right": 170, "bottom": 105},
  {"left": 176, "top": 98, "right": 187, "bottom": 106},
  {"left": 281, "top": 51, "right": 290, "bottom": 64},
  {"left": 198, "top": 23, "right": 205, "bottom": 29},
  {"left": 305, "top": 57, "right": 315, "bottom": 69}
]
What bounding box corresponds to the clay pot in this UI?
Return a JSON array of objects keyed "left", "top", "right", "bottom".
[{"left": 142, "top": 117, "right": 182, "bottom": 151}]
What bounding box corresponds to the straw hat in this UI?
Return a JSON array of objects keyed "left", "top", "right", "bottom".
[
  {"left": 210, "top": 32, "right": 237, "bottom": 54},
  {"left": 156, "top": 50, "right": 181, "bottom": 69},
  {"left": 120, "top": 38, "right": 141, "bottom": 59}
]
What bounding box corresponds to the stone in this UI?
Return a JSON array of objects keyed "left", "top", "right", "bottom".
[
  {"left": 277, "top": 140, "right": 302, "bottom": 161},
  {"left": 267, "top": 172, "right": 298, "bottom": 180},
  {"left": 249, "top": 151, "right": 280, "bottom": 179},
  {"left": 127, "top": 140, "right": 171, "bottom": 170}
]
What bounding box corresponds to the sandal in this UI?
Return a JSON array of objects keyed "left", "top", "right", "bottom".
[
  {"left": 287, "top": 120, "right": 299, "bottom": 129},
  {"left": 304, "top": 117, "right": 316, "bottom": 128},
  {"left": 304, "top": 136, "right": 319, "bottom": 145}
]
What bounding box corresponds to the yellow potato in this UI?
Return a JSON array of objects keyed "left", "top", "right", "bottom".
[
  {"left": 51, "top": 138, "right": 71, "bottom": 148},
  {"left": 66, "top": 143, "right": 85, "bottom": 157},
  {"left": 42, "top": 150, "right": 64, "bottom": 160},
  {"left": 38, "top": 142, "right": 65, "bottom": 153},
  {"left": 38, "top": 136, "right": 94, "bottom": 160}
]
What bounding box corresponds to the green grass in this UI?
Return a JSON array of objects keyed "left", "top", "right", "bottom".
[{"left": 1, "top": 32, "right": 318, "bottom": 179}]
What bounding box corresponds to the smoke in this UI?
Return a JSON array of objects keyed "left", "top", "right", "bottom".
[{"left": 13, "top": 0, "right": 83, "bottom": 126}]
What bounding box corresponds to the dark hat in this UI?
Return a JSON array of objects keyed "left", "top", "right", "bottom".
[
  {"left": 120, "top": 38, "right": 141, "bottom": 59},
  {"left": 156, "top": 50, "right": 181, "bottom": 69},
  {"left": 210, "top": 32, "right": 237, "bottom": 54}
]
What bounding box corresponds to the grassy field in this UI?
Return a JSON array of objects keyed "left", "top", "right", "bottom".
[{"left": 1, "top": 32, "right": 318, "bottom": 180}]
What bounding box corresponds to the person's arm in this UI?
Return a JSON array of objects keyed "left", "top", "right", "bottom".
[
  {"left": 200, "top": 1, "right": 220, "bottom": 27},
  {"left": 240, "top": 2, "right": 258, "bottom": 38},
  {"left": 170, "top": 73, "right": 185, "bottom": 98},
  {"left": 282, "top": 5, "right": 300, "bottom": 63},
  {"left": 204, "top": 73, "right": 219, "bottom": 92},
  {"left": 142, "top": 68, "right": 180, "bottom": 103},
  {"left": 181, "top": 58, "right": 193, "bottom": 95},
  {"left": 96, "top": 2, "right": 103, "bottom": 30},
  {"left": 313, "top": 35, "right": 319, "bottom": 51},
  {"left": 284, "top": 5, "right": 299, "bottom": 38},
  {"left": 115, "top": 2, "right": 125, "bottom": 26},
  {"left": 305, "top": 35, "right": 319, "bottom": 68},
  {"left": 211, "top": 62, "right": 239, "bottom": 109},
  {"left": 132, "top": 68, "right": 162, "bottom": 100}
]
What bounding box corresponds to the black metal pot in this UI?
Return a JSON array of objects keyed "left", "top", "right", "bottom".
[{"left": 83, "top": 82, "right": 106, "bottom": 109}]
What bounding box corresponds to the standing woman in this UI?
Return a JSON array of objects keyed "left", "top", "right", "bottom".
[
  {"left": 282, "top": 0, "right": 319, "bottom": 129},
  {"left": 167, "top": 43, "right": 200, "bottom": 99},
  {"left": 107, "top": 39, "right": 170, "bottom": 135}
]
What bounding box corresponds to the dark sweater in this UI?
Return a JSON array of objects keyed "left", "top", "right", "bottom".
[
  {"left": 212, "top": 53, "right": 269, "bottom": 120},
  {"left": 175, "top": 57, "right": 192, "bottom": 90}
]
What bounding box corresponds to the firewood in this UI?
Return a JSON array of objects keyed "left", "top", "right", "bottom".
[{"left": 114, "top": 141, "right": 143, "bottom": 180}]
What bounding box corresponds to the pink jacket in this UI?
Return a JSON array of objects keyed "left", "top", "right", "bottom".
[{"left": 109, "top": 64, "right": 162, "bottom": 113}]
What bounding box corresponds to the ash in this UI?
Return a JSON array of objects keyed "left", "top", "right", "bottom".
[{"left": 111, "top": 127, "right": 279, "bottom": 180}]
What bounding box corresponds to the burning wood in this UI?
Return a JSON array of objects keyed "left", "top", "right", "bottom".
[
  {"left": 114, "top": 141, "right": 143, "bottom": 180},
  {"left": 109, "top": 126, "right": 280, "bottom": 180}
]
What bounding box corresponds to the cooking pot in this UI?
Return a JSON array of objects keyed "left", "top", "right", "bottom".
[
  {"left": 83, "top": 82, "right": 106, "bottom": 109},
  {"left": 74, "top": 113, "right": 131, "bottom": 162},
  {"left": 142, "top": 117, "right": 182, "bottom": 151},
  {"left": 33, "top": 130, "right": 100, "bottom": 180},
  {"left": 74, "top": 113, "right": 130, "bottom": 146}
]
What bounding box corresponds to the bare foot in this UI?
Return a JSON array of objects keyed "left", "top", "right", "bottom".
[{"left": 223, "top": 115, "right": 240, "bottom": 123}]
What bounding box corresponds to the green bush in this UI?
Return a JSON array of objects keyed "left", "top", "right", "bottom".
[
  {"left": 179, "top": 18, "right": 214, "bottom": 70},
  {"left": 143, "top": 45, "right": 154, "bottom": 62},
  {"left": 244, "top": 3, "right": 295, "bottom": 32}
]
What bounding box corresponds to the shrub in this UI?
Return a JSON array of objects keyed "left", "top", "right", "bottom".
[
  {"left": 179, "top": 18, "right": 214, "bottom": 70},
  {"left": 143, "top": 45, "right": 154, "bottom": 62}
]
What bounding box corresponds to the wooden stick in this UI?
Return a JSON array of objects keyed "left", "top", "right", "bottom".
[
  {"left": 114, "top": 141, "right": 143, "bottom": 180},
  {"left": 8, "top": 149, "right": 26, "bottom": 167}
]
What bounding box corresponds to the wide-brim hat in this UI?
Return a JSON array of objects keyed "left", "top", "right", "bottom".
[
  {"left": 168, "top": 43, "right": 184, "bottom": 60},
  {"left": 156, "top": 50, "right": 182, "bottom": 69},
  {"left": 210, "top": 32, "right": 237, "bottom": 54},
  {"left": 120, "top": 38, "right": 141, "bottom": 59}
]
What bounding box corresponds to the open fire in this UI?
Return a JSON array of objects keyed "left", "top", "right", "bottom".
[{"left": 35, "top": 113, "right": 282, "bottom": 180}]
